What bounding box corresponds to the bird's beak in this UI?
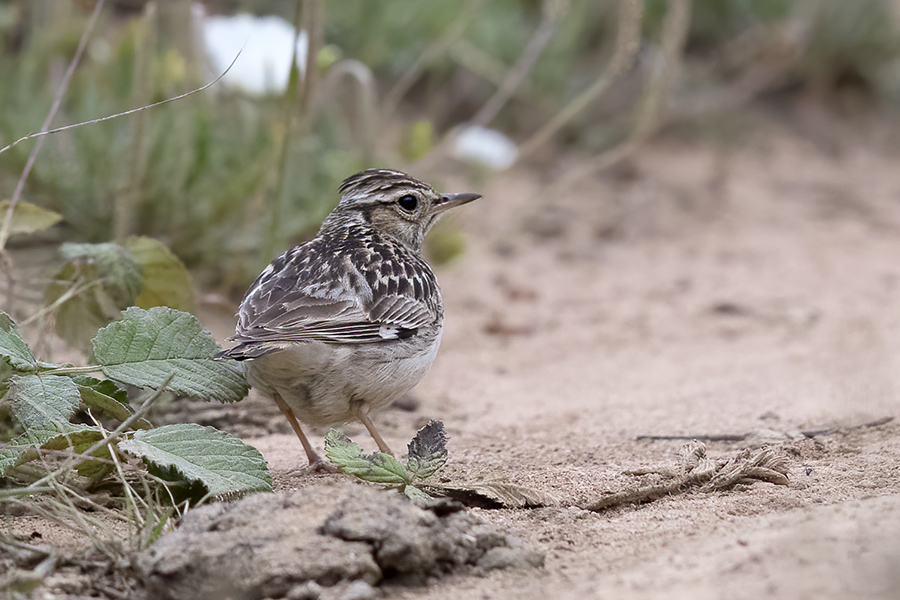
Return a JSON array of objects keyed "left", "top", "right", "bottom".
[{"left": 434, "top": 192, "right": 481, "bottom": 213}]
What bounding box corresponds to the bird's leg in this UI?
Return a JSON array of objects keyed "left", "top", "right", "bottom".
[
  {"left": 359, "top": 412, "right": 394, "bottom": 456},
  {"left": 271, "top": 391, "right": 337, "bottom": 473}
]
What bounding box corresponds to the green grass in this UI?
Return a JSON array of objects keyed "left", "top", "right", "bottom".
[{"left": 2, "top": 0, "right": 900, "bottom": 291}]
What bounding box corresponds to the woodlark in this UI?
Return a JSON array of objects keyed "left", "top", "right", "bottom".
[{"left": 218, "top": 169, "right": 480, "bottom": 470}]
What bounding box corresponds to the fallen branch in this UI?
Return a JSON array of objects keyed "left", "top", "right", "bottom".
[
  {"left": 637, "top": 416, "right": 895, "bottom": 443},
  {"left": 583, "top": 441, "right": 789, "bottom": 512}
]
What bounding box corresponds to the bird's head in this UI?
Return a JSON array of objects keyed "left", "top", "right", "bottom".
[{"left": 322, "top": 169, "right": 481, "bottom": 251}]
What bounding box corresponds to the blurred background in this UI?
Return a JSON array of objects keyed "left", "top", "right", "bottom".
[{"left": 1, "top": 0, "right": 900, "bottom": 343}]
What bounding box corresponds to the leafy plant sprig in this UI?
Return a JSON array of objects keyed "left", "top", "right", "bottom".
[
  {"left": 325, "top": 419, "right": 448, "bottom": 502},
  {"left": 0, "top": 306, "right": 269, "bottom": 502}
]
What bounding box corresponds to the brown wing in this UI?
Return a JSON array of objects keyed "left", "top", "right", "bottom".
[{"left": 218, "top": 228, "right": 440, "bottom": 359}]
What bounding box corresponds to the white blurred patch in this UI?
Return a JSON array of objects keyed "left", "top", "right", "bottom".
[
  {"left": 201, "top": 12, "right": 307, "bottom": 95},
  {"left": 451, "top": 125, "right": 518, "bottom": 170}
]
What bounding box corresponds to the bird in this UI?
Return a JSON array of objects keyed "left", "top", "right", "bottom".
[{"left": 217, "top": 169, "right": 480, "bottom": 471}]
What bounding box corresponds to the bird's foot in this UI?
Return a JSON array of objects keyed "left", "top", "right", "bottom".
[{"left": 285, "top": 458, "right": 338, "bottom": 476}]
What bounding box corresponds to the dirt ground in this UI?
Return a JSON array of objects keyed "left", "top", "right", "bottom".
[{"left": 7, "top": 116, "right": 900, "bottom": 599}]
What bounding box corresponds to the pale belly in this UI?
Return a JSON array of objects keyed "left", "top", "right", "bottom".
[{"left": 243, "top": 330, "right": 442, "bottom": 425}]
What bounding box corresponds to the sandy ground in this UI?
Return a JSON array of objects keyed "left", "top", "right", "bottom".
[
  {"left": 6, "top": 121, "right": 900, "bottom": 598},
  {"left": 200, "top": 122, "right": 900, "bottom": 599}
]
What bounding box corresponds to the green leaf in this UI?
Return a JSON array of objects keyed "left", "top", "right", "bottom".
[
  {"left": 0, "top": 199, "right": 63, "bottom": 237},
  {"left": 403, "top": 484, "right": 432, "bottom": 503},
  {"left": 7, "top": 374, "right": 82, "bottom": 440},
  {"left": 45, "top": 242, "right": 144, "bottom": 349},
  {"left": 74, "top": 376, "right": 151, "bottom": 429},
  {"left": 0, "top": 312, "right": 36, "bottom": 373},
  {"left": 324, "top": 429, "right": 411, "bottom": 485},
  {"left": 0, "top": 446, "right": 32, "bottom": 476},
  {"left": 2, "top": 372, "right": 101, "bottom": 476},
  {"left": 0, "top": 423, "right": 102, "bottom": 478},
  {"left": 72, "top": 375, "right": 129, "bottom": 406},
  {"left": 59, "top": 242, "right": 143, "bottom": 306},
  {"left": 118, "top": 423, "right": 271, "bottom": 499},
  {"left": 406, "top": 419, "right": 448, "bottom": 481},
  {"left": 125, "top": 236, "right": 195, "bottom": 313},
  {"left": 90, "top": 306, "right": 248, "bottom": 403}
]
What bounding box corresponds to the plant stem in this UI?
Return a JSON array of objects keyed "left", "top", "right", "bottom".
[
  {"left": 0, "top": 0, "right": 107, "bottom": 253},
  {"left": 469, "top": 0, "right": 562, "bottom": 128},
  {"left": 542, "top": 0, "right": 690, "bottom": 191},
  {"left": 518, "top": 0, "right": 644, "bottom": 160},
  {"left": 16, "top": 373, "right": 174, "bottom": 495},
  {"left": 263, "top": 0, "right": 307, "bottom": 266},
  {"left": 379, "top": 0, "right": 482, "bottom": 125},
  {"left": 39, "top": 365, "right": 105, "bottom": 375}
]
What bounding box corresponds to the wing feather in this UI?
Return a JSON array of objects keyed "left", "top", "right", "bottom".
[{"left": 218, "top": 228, "right": 441, "bottom": 360}]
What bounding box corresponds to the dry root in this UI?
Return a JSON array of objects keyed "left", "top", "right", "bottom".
[{"left": 584, "top": 441, "right": 790, "bottom": 512}]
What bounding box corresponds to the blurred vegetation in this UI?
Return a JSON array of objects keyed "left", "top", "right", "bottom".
[{"left": 1, "top": 0, "right": 900, "bottom": 298}]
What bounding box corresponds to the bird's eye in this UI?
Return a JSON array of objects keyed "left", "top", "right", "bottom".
[{"left": 397, "top": 195, "right": 418, "bottom": 211}]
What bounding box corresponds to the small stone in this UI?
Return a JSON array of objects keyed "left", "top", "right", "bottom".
[
  {"left": 477, "top": 546, "right": 545, "bottom": 572},
  {"left": 339, "top": 580, "right": 378, "bottom": 600},
  {"left": 287, "top": 581, "right": 322, "bottom": 600}
]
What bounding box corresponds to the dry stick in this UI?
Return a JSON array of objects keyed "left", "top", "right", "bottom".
[
  {"left": 0, "top": 0, "right": 107, "bottom": 253},
  {"left": 637, "top": 433, "right": 748, "bottom": 442},
  {"left": 6, "top": 373, "right": 175, "bottom": 498},
  {"left": 583, "top": 442, "right": 789, "bottom": 512},
  {"left": 319, "top": 60, "right": 378, "bottom": 160},
  {"left": 379, "top": 0, "right": 483, "bottom": 125},
  {"left": 416, "top": 0, "right": 563, "bottom": 170},
  {"left": 539, "top": 0, "right": 690, "bottom": 193},
  {"left": 517, "top": 0, "right": 644, "bottom": 161},
  {"left": 19, "top": 276, "right": 102, "bottom": 327},
  {"left": 469, "top": 0, "right": 563, "bottom": 129},
  {"left": 0, "top": 0, "right": 106, "bottom": 316},
  {"left": 0, "top": 54, "right": 242, "bottom": 158},
  {"left": 637, "top": 416, "right": 895, "bottom": 443},
  {"left": 264, "top": 0, "right": 311, "bottom": 264}
]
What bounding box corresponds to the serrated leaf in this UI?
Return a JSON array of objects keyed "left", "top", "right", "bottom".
[
  {"left": 46, "top": 241, "right": 146, "bottom": 349},
  {"left": 0, "top": 425, "right": 102, "bottom": 477},
  {"left": 7, "top": 374, "right": 82, "bottom": 439},
  {"left": 90, "top": 306, "right": 248, "bottom": 403},
  {"left": 118, "top": 423, "right": 271, "bottom": 499},
  {"left": 403, "top": 484, "right": 432, "bottom": 503},
  {"left": 45, "top": 261, "right": 129, "bottom": 351},
  {"left": 2, "top": 372, "right": 100, "bottom": 474},
  {"left": 0, "top": 199, "right": 63, "bottom": 236},
  {"left": 0, "top": 446, "right": 32, "bottom": 476},
  {"left": 424, "top": 481, "right": 558, "bottom": 509},
  {"left": 59, "top": 242, "right": 142, "bottom": 306},
  {"left": 324, "top": 429, "right": 411, "bottom": 485},
  {"left": 71, "top": 375, "right": 129, "bottom": 405},
  {"left": 0, "top": 312, "right": 36, "bottom": 373},
  {"left": 74, "top": 376, "right": 151, "bottom": 429},
  {"left": 406, "top": 419, "right": 448, "bottom": 481},
  {"left": 125, "top": 236, "right": 195, "bottom": 313}
]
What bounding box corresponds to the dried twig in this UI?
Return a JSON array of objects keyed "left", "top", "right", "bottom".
[
  {"left": 469, "top": 0, "right": 565, "bottom": 129},
  {"left": 415, "top": 0, "right": 564, "bottom": 170},
  {"left": 637, "top": 416, "right": 895, "bottom": 443},
  {"left": 583, "top": 441, "right": 790, "bottom": 512},
  {"left": 517, "top": 0, "right": 644, "bottom": 160},
  {"left": 380, "top": 0, "right": 483, "bottom": 125},
  {"left": 539, "top": 0, "right": 690, "bottom": 189},
  {"left": 264, "top": 0, "right": 307, "bottom": 264},
  {"left": 0, "top": 0, "right": 107, "bottom": 254}
]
